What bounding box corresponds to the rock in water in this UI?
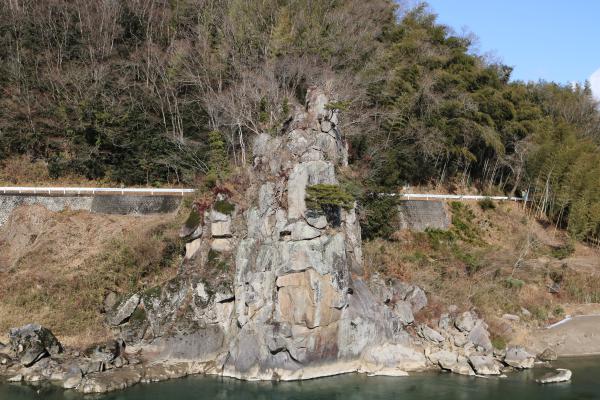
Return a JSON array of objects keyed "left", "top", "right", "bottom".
[
  {"left": 62, "top": 367, "right": 83, "bottom": 389},
  {"left": 8, "top": 323, "right": 63, "bottom": 367},
  {"left": 536, "top": 368, "right": 572, "bottom": 384},
  {"left": 538, "top": 348, "right": 558, "bottom": 361},
  {"left": 361, "top": 343, "right": 427, "bottom": 372},
  {"left": 504, "top": 346, "right": 535, "bottom": 369},
  {"left": 428, "top": 350, "right": 457, "bottom": 370},
  {"left": 468, "top": 355, "right": 501, "bottom": 375}
]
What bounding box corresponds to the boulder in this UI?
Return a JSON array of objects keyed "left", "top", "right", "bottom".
[
  {"left": 89, "top": 339, "right": 124, "bottom": 364},
  {"left": 142, "top": 363, "right": 191, "bottom": 383},
  {"left": 538, "top": 347, "right": 558, "bottom": 361},
  {"left": 428, "top": 350, "right": 457, "bottom": 370},
  {"left": 418, "top": 325, "right": 445, "bottom": 343},
  {"left": 211, "top": 238, "right": 233, "bottom": 252},
  {"left": 455, "top": 311, "right": 476, "bottom": 332},
  {"left": 428, "top": 351, "right": 475, "bottom": 376},
  {"left": 536, "top": 368, "right": 572, "bottom": 384},
  {"left": 468, "top": 355, "right": 501, "bottom": 375},
  {"left": 108, "top": 294, "right": 141, "bottom": 326},
  {"left": 504, "top": 346, "right": 535, "bottom": 369},
  {"left": 62, "top": 367, "right": 83, "bottom": 389},
  {"left": 79, "top": 365, "right": 144, "bottom": 394},
  {"left": 452, "top": 333, "right": 468, "bottom": 347},
  {"left": 179, "top": 219, "right": 201, "bottom": 239},
  {"left": 406, "top": 286, "right": 428, "bottom": 312},
  {"left": 112, "top": 356, "right": 127, "bottom": 368},
  {"left": 368, "top": 276, "right": 394, "bottom": 304},
  {"left": 361, "top": 343, "right": 427, "bottom": 372},
  {"left": 9, "top": 323, "right": 63, "bottom": 367},
  {"left": 393, "top": 301, "right": 414, "bottom": 325},
  {"left": 438, "top": 313, "right": 451, "bottom": 330},
  {"left": 211, "top": 220, "right": 232, "bottom": 238},
  {"left": 453, "top": 355, "right": 475, "bottom": 376},
  {"left": 184, "top": 238, "right": 202, "bottom": 260},
  {"left": 467, "top": 321, "right": 493, "bottom": 352},
  {"left": 210, "top": 210, "right": 230, "bottom": 223},
  {"left": 103, "top": 291, "right": 119, "bottom": 312},
  {"left": 390, "top": 280, "right": 414, "bottom": 300}
]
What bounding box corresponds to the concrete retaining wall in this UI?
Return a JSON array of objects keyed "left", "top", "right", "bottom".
[
  {"left": 0, "top": 194, "right": 182, "bottom": 226},
  {"left": 397, "top": 200, "right": 450, "bottom": 232},
  {"left": 90, "top": 195, "right": 182, "bottom": 215}
]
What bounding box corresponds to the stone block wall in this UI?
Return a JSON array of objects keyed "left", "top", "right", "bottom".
[
  {"left": 0, "top": 194, "right": 182, "bottom": 226},
  {"left": 90, "top": 195, "right": 181, "bottom": 215},
  {"left": 397, "top": 200, "right": 450, "bottom": 232}
]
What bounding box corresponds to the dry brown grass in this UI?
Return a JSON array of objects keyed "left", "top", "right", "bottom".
[
  {"left": 363, "top": 201, "right": 600, "bottom": 327},
  {"left": 0, "top": 205, "right": 185, "bottom": 347}
]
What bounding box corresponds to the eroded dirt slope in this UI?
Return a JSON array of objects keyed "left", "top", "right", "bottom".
[{"left": 0, "top": 205, "right": 182, "bottom": 347}]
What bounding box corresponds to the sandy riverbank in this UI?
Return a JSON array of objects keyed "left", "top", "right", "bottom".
[{"left": 529, "top": 314, "right": 600, "bottom": 356}]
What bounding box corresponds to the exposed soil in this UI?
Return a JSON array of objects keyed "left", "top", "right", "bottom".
[{"left": 0, "top": 205, "right": 182, "bottom": 348}]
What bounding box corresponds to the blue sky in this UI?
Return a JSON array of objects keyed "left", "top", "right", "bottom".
[{"left": 420, "top": 1, "right": 600, "bottom": 98}]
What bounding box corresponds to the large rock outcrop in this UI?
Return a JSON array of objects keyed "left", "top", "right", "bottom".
[
  {"left": 0, "top": 89, "right": 531, "bottom": 394},
  {"left": 117, "top": 87, "right": 426, "bottom": 380},
  {"left": 9, "top": 324, "right": 63, "bottom": 367}
]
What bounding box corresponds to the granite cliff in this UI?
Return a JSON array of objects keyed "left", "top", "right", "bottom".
[{"left": 0, "top": 89, "right": 536, "bottom": 393}]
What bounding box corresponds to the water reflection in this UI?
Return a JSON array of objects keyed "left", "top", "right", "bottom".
[{"left": 2, "top": 357, "right": 599, "bottom": 400}]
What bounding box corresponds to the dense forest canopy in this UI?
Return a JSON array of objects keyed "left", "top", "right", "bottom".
[{"left": 0, "top": 0, "right": 599, "bottom": 239}]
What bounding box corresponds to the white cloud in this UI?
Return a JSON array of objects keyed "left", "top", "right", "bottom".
[{"left": 591, "top": 68, "right": 600, "bottom": 101}]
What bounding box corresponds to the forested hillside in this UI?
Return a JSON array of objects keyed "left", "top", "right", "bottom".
[{"left": 1, "top": 0, "right": 599, "bottom": 239}]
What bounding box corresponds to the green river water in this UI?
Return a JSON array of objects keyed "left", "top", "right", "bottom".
[{"left": 1, "top": 357, "right": 599, "bottom": 400}]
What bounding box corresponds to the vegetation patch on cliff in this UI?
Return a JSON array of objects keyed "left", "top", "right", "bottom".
[
  {"left": 364, "top": 202, "right": 600, "bottom": 332},
  {"left": 306, "top": 184, "right": 354, "bottom": 211}
]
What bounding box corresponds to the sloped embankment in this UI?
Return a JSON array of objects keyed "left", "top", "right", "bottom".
[
  {"left": 0, "top": 204, "right": 183, "bottom": 347},
  {"left": 364, "top": 200, "right": 600, "bottom": 352}
]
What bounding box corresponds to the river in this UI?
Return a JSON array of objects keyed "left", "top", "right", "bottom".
[{"left": 2, "top": 357, "right": 599, "bottom": 400}]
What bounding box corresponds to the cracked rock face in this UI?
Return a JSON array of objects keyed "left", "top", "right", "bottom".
[
  {"left": 9, "top": 324, "right": 63, "bottom": 367},
  {"left": 115, "top": 87, "right": 423, "bottom": 380},
  {"left": 222, "top": 87, "right": 398, "bottom": 378}
]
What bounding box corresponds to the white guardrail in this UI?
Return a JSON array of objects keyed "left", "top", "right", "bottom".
[
  {"left": 0, "top": 186, "right": 195, "bottom": 196},
  {"left": 0, "top": 186, "right": 526, "bottom": 201},
  {"left": 392, "top": 193, "right": 526, "bottom": 202}
]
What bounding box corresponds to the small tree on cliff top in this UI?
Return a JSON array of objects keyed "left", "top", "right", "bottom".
[{"left": 208, "top": 130, "right": 229, "bottom": 178}]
